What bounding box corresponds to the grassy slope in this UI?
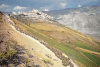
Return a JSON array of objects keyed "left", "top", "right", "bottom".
[
  {"left": 11, "top": 18, "right": 100, "bottom": 67},
  {"left": 81, "top": 51, "right": 100, "bottom": 66},
  {"left": 30, "top": 22, "right": 100, "bottom": 52}
]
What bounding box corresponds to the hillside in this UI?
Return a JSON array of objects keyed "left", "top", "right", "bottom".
[
  {"left": 1, "top": 12, "right": 66, "bottom": 67},
  {"left": 44, "top": 5, "right": 100, "bottom": 40},
  {"left": 0, "top": 11, "right": 19, "bottom": 66},
  {"left": 10, "top": 12, "right": 100, "bottom": 67}
]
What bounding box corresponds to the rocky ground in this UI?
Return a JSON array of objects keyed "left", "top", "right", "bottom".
[{"left": 0, "top": 12, "right": 48, "bottom": 67}]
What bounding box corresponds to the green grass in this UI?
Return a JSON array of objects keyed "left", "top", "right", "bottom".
[
  {"left": 69, "top": 40, "right": 100, "bottom": 53},
  {"left": 81, "top": 51, "right": 100, "bottom": 66},
  {"left": 71, "top": 42, "right": 94, "bottom": 51},
  {"left": 6, "top": 50, "right": 17, "bottom": 58},
  {"left": 11, "top": 18, "right": 99, "bottom": 67},
  {"left": 47, "top": 41, "right": 98, "bottom": 67},
  {"left": 43, "top": 60, "right": 50, "bottom": 64},
  {"left": 23, "top": 59, "right": 32, "bottom": 66},
  {"left": 0, "top": 50, "right": 17, "bottom": 60},
  {"left": 10, "top": 44, "right": 16, "bottom": 48}
]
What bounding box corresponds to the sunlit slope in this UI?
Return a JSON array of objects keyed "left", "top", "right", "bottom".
[
  {"left": 11, "top": 18, "right": 100, "bottom": 67},
  {"left": 30, "top": 22, "right": 100, "bottom": 52}
]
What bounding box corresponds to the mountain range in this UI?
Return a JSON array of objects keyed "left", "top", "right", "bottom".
[{"left": 44, "top": 5, "right": 100, "bottom": 40}]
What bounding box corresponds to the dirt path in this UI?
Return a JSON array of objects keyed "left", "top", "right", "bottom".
[
  {"left": 5, "top": 15, "right": 64, "bottom": 67},
  {"left": 11, "top": 26, "right": 64, "bottom": 67}
]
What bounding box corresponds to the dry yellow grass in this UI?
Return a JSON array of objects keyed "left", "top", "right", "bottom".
[
  {"left": 31, "top": 23, "right": 87, "bottom": 42},
  {"left": 31, "top": 22, "right": 93, "bottom": 42},
  {"left": 30, "top": 22, "right": 100, "bottom": 52},
  {"left": 30, "top": 22, "right": 65, "bottom": 31},
  {"left": 73, "top": 60, "right": 86, "bottom": 67},
  {"left": 76, "top": 47, "right": 100, "bottom": 55}
]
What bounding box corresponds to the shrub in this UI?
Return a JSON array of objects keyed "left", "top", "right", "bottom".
[
  {"left": 0, "top": 50, "right": 17, "bottom": 60},
  {"left": 23, "top": 59, "right": 32, "bottom": 66}
]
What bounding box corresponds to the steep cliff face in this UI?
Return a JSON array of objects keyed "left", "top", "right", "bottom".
[{"left": 44, "top": 6, "right": 100, "bottom": 40}]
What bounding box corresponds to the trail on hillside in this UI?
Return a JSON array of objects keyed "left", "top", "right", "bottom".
[{"left": 6, "top": 15, "right": 65, "bottom": 67}]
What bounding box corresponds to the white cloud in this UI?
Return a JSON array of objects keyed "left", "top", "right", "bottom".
[
  {"left": 44, "top": 9, "right": 49, "bottom": 11},
  {"left": 39, "top": 7, "right": 49, "bottom": 11},
  {"left": 78, "top": 5, "right": 81, "bottom": 7},
  {"left": 13, "top": 6, "right": 30, "bottom": 11},
  {"left": 0, "top": 4, "right": 10, "bottom": 11},
  {"left": 61, "top": 3, "right": 66, "bottom": 8}
]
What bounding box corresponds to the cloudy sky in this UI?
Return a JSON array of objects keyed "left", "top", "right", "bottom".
[{"left": 0, "top": 0, "right": 100, "bottom": 12}]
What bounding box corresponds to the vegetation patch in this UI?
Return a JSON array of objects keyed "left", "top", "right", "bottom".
[
  {"left": 0, "top": 50, "right": 17, "bottom": 60},
  {"left": 81, "top": 51, "right": 100, "bottom": 66},
  {"left": 0, "top": 20, "right": 2, "bottom": 22},
  {"left": 23, "top": 59, "right": 33, "bottom": 67}
]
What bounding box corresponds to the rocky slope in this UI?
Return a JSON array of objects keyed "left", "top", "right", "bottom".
[{"left": 0, "top": 11, "right": 53, "bottom": 67}]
